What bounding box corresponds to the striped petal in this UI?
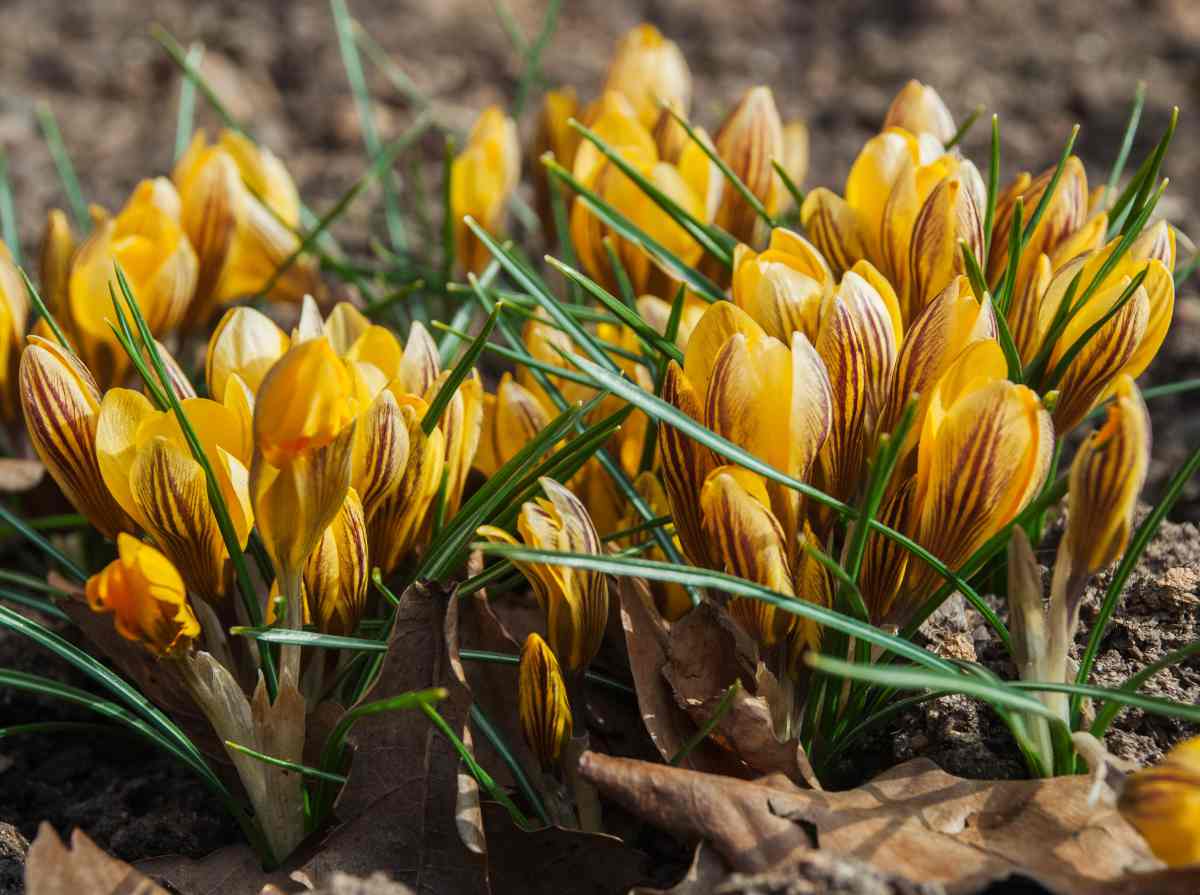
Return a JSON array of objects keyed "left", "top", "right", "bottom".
[
  {"left": 352, "top": 390, "right": 410, "bottom": 520},
  {"left": 657, "top": 361, "right": 718, "bottom": 570},
  {"left": 20, "top": 337, "right": 134, "bottom": 539},
  {"left": 304, "top": 487, "right": 369, "bottom": 636},
  {"left": 518, "top": 632, "right": 573, "bottom": 770}
]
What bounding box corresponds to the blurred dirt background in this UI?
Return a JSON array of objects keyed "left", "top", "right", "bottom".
[{"left": 0, "top": 0, "right": 1199, "bottom": 883}]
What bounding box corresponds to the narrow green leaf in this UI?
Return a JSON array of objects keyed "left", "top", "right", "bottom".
[
  {"left": 1074, "top": 441, "right": 1200, "bottom": 721},
  {"left": 469, "top": 702, "right": 549, "bottom": 826},
  {"left": 512, "top": 0, "right": 560, "bottom": 118},
  {"left": 0, "top": 502, "right": 85, "bottom": 582},
  {"left": 772, "top": 159, "right": 805, "bottom": 215},
  {"left": 0, "top": 150, "right": 21, "bottom": 266},
  {"left": 36, "top": 103, "right": 89, "bottom": 232},
  {"left": 0, "top": 586, "right": 68, "bottom": 621},
  {"left": 542, "top": 155, "right": 726, "bottom": 301},
  {"left": 545, "top": 255, "right": 684, "bottom": 364},
  {"left": 21, "top": 265, "right": 73, "bottom": 354},
  {"left": 671, "top": 680, "right": 739, "bottom": 765},
  {"left": 332, "top": 0, "right": 405, "bottom": 251},
  {"left": 422, "top": 297, "right": 500, "bottom": 435},
  {"left": 1102, "top": 83, "right": 1146, "bottom": 208},
  {"left": 111, "top": 267, "right": 278, "bottom": 700},
  {"left": 226, "top": 739, "right": 348, "bottom": 783},
  {"left": 474, "top": 545, "right": 958, "bottom": 675},
  {"left": 173, "top": 43, "right": 205, "bottom": 163},
  {"left": 983, "top": 114, "right": 1000, "bottom": 261},
  {"left": 570, "top": 118, "right": 736, "bottom": 264},
  {"left": 231, "top": 626, "right": 390, "bottom": 652},
  {"left": 944, "top": 104, "right": 984, "bottom": 151},
  {"left": 665, "top": 104, "right": 776, "bottom": 230},
  {"left": 1043, "top": 266, "right": 1148, "bottom": 392}
]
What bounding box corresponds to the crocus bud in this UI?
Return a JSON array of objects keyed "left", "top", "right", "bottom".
[
  {"left": 714, "top": 86, "right": 784, "bottom": 244},
  {"left": 518, "top": 632, "right": 573, "bottom": 771},
  {"left": 1064, "top": 375, "right": 1149, "bottom": 576},
  {"left": 882, "top": 80, "right": 956, "bottom": 145},
  {"left": 86, "top": 533, "right": 199, "bottom": 657},
  {"left": 774, "top": 120, "right": 810, "bottom": 212},
  {"left": 603, "top": 24, "right": 691, "bottom": 129},
  {"left": 67, "top": 179, "right": 198, "bottom": 386},
  {"left": 19, "top": 336, "right": 135, "bottom": 539},
  {"left": 533, "top": 88, "right": 582, "bottom": 237},
  {"left": 451, "top": 106, "right": 520, "bottom": 274},
  {"left": 478, "top": 478, "right": 609, "bottom": 674},
  {"left": 1119, "top": 735, "right": 1200, "bottom": 867},
  {"left": 474, "top": 373, "right": 552, "bottom": 478}
]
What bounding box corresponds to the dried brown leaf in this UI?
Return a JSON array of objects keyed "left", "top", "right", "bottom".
[
  {"left": 482, "top": 802, "right": 653, "bottom": 895},
  {"left": 581, "top": 752, "right": 1165, "bottom": 894},
  {"left": 26, "top": 825, "right": 170, "bottom": 895},
  {"left": 138, "top": 843, "right": 296, "bottom": 893},
  {"left": 301, "top": 581, "right": 489, "bottom": 893},
  {"left": 0, "top": 458, "right": 45, "bottom": 492},
  {"left": 664, "top": 601, "right": 815, "bottom": 786}
]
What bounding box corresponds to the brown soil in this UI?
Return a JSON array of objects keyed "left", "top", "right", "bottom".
[{"left": 0, "top": 0, "right": 1199, "bottom": 892}]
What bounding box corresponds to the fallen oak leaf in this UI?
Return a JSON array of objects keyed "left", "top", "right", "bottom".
[
  {"left": 137, "top": 842, "right": 299, "bottom": 894},
  {"left": 299, "top": 581, "right": 489, "bottom": 892},
  {"left": 664, "top": 601, "right": 817, "bottom": 787},
  {"left": 26, "top": 825, "right": 170, "bottom": 895},
  {"left": 481, "top": 802, "right": 656, "bottom": 895},
  {"left": 618, "top": 578, "right": 750, "bottom": 778},
  {"left": 0, "top": 458, "right": 45, "bottom": 492},
  {"left": 580, "top": 752, "right": 1164, "bottom": 894}
]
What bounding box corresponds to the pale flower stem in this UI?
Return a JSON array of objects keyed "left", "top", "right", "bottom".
[
  {"left": 563, "top": 733, "right": 602, "bottom": 833},
  {"left": 280, "top": 569, "right": 304, "bottom": 684}
]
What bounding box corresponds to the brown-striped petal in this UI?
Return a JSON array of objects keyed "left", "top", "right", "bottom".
[
  {"left": 304, "top": 487, "right": 369, "bottom": 636},
  {"left": 518, "top": 632, "right": 573, "bottom": 770}
]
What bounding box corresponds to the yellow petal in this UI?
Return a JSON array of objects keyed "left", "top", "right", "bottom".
[
  {"left": 252, "top": 422, "right": 356, "bottom": 580},
  {"left": 603, "top": 24, "right": 691, "bottom": 129},
  {"left": 95, "top": 387, "right": 158, "bottom": 528},
  {"left": 1065, "top": 375, "right": 1149, "bottom": 575},
  {"left": 304, "top": 487, "right": 369, "bottom": 635},
  {"left": 845, "top": 129, "right": 919, "bottom": 264},
  {"left": 682, "top": 300, "right": 769, "bottom": 398},
  {"left": 253, "top": 337, "right": 360, "bottom": 467},
  {"left": 882, "top": 80, "right": 956, "bottom": 144},
  {"left": 129, "top": 435, "right": 228, "bottom": 602},
  {"left": 800, "top": 188, "right": 866, "bottom": 279},
  {"left": 352, "top": 390, "right": 411, "bottom": 520},
  {"left": 206, "top": 305, "right": 290, "bottom": 399},
  {"left": 657, "top": 361, "right": 717, "bottom": 571},
  {"left": 366, "top": 404, "right": 445, "bottom": 575},
  {"left": 700, "top": 466, "right": 795, "bottom": 648},
  {"left": 1119, "top": 735, "right": 1200, "bottom": 867},
  {"left": 703, "top": 330, "right": 793, "bottom": 474},
  {"left": 38, "top": 209, "right": 75, "bottom": 317},
  {"left": 713, "top": 86, "right": 783, "bottom": 242},
  {"left": 20, "top": 337, "right": 133, "bottom": 539},
  {"left": 86, "top": 533, "right": 198, "bottom": 656}
]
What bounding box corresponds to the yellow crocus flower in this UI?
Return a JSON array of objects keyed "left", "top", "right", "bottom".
[
  {"left": 250, "top": 336, "right": 362, "bottom": 633},
  {"left": 95, "top": 388, "right": 254, "bottom": 603},
  {"left": 66, "top": 178, "right": 198, "bottom": 387},
  {"left": 518, "top": 631, "right": 574, "bottom": 770},
  {"left": 19, "top": 335, "right": 135, "bottom": 539},
  {"left": 174, "top": 130, "right": 317, "bottom": 325},
  {"left": 0, "top": 241, "right": 30, "bottom": 420},
  {"left": 533, "top": 87, "right": 583, "bottom": 237},
  {"left": 731, "top": 227, "right": 833, "bottom": 345},
  {"left": 451, "top": 106, "right": 520, "bottom": 274},
  {"left": 479, "top": 477, "right": 609, "bottom": 674},
  {"left": 1063, "top": 374, "right": 1149, "bottom": 583},
  {"left": 802, "top": 120, "right": 986, "bottom": 324},
  {"left": 1119, "top": 735, "right": 1200, "bottom": 867},
  {"left": 86, "top": 533, "right": 199, "bottom": 657}
]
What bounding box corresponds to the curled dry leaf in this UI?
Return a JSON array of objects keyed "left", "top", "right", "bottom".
[
  {"left": 300, "top": 581, "right": 488, "bottom": 891},
  {"left": 482, "top": 802, "right": 654, "bottom": 895},
  {"left": 581, "top": 752, "right": 1174, "bottom": 894},
  {"left": 663, "top": 600, "right": 816, "bottom": 787},
  {"left": 26, "top": 825, "right": 169, "bottom": 895},
  {"left": 0, "top": 457, "right": 45, "bottom": 492},
  {"left": 618, "top": 577, "right": 749, "bottom": 777}
]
